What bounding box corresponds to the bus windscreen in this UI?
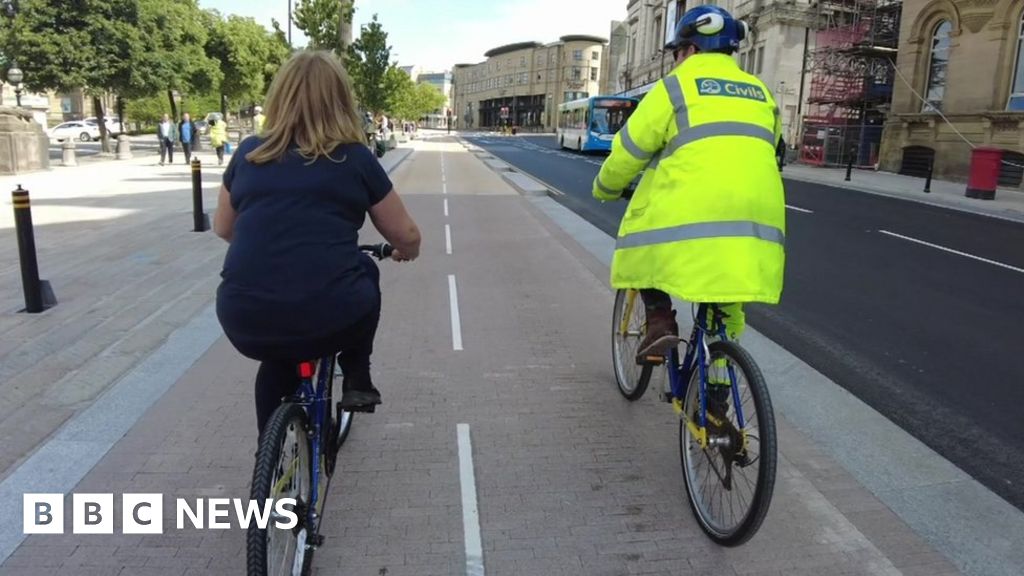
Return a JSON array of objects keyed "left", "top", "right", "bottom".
[{"left": 590, "top": 99, "right": 637, "bottom": 134}]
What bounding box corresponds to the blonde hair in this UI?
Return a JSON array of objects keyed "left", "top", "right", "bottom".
[{"left": 246, "top": 50, "right": 365, "bottom": 165}]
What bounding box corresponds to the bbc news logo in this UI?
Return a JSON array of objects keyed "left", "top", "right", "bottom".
[{"left": 23, "top": 494, "right": 297, "bottom": 534}]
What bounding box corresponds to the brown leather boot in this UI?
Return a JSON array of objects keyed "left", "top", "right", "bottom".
[{"left": 636, "top": 308, "right": 680, "bottom": 363}]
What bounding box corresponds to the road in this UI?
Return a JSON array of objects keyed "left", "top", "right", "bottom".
[
  {"left": 465, "top": 133, "right": 1024, "bottom": 511},
  {"left": 48, "top": 138, "right": 184, "bottom": 162}
]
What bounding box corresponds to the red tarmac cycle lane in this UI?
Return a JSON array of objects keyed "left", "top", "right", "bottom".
[{"left": 1, "top": 138, "right": 960, "bottom": 576}]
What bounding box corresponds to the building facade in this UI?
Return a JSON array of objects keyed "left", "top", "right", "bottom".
[
  {"left": 452, "top": 35, "right": 607, "bottom": 131},
  {"left": 878, "top": 0, "right": 1024, "bottom": 185},
  {"left": 606, "top": 0, "right": 815, "bottom": 146}
]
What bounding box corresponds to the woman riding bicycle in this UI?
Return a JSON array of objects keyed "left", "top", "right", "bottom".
[{"left": 213, "top": 50, "right": 421, "bottom": 434}]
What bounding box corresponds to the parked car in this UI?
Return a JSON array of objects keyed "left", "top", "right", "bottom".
[
  {"left": 83, "top": 117, "right": 124, "bottom": 137},
  {"left": 49, "top": 121, "right": 101, "bottom": 142}
]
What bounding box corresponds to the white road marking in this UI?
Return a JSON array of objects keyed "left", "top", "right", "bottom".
[
  {"left": 445, "top": 224, "right": 453, "bottom": 255},
  {"left": 448, "top": 274, "right": 464, "bottom": 351},
  {"left": 879, "top": 230, "right": 1024, "bottom": 274},
  {"left": 443, "top": 182, "right": 448, "bottom": 195},
  {"left": 457, "top": 424, "right": 485, "bottom": 576},
  {"left": 444, "top": 198, "right": 449, "bottom": 216},
  {"left": 786, "top": 204, "right": 814, "bottom": 214}
]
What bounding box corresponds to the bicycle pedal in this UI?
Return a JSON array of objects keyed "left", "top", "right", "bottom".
[
  {"left": 635, "top": 354, "right": 666, "bottom": 366},
  {"left": 344, "top": 404, "right": 376, "bottom": 414},
  {"left": 658, "top": 391, "right": 673, "bottom": 403},
  {"left": 308, "top": 534, "right": 325, "bottom": 547}
]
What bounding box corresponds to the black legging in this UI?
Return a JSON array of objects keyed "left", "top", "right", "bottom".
[
  {"left": 251, "top": 304, "right": 379, "bottom": 433},
  {"left": 220, "top": 254, "right": 381, "bottom": 433}
]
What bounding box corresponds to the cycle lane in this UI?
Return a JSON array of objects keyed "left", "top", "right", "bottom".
[{"left": 0, "top": 138, "right": 960, "bottom": 576}]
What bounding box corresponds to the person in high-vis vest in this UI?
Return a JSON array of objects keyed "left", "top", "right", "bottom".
[
  {"left": 253, "top": 106, "right": 266, "bottom": 133},
  {"left": 593, "top": 5, "right": 785, "bottom": 365}
]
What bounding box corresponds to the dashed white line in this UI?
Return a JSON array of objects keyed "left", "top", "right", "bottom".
[
  {"left": 786, "top": 204, "right": 814, "bottom": 214},
  {"left": 448, "top": 274, "right": 463, "bottom": 351},
  {"left": 443, "top": 182, "right": 448, "bottom": 195},
  {"left": 444, "top": 198, "right": 449, "bottom": 217},
  {"left": 445, "top": 224, "right": 453, "bottom": 255},
  {"left": 457, "top": 424, "right": 485, "bottom": 576},
  {"left": 879, "top": 230, "right": 1024, "bottom": 274}
]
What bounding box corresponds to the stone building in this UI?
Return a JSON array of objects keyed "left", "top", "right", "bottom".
[
  {"left": 452, "top": 35, "right": 607, "bottom": 131},
  {"left": 878, "top": 0, "right": 1024, "bottom": 185},
  {"left": 604, "top": 0, "right": 816, "bottom": 146},
  {"left": 416, "top": 71, "right": 453, "bottom": 129}
]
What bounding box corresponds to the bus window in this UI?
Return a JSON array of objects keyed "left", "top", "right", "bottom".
[{"left": 590, "top": 99, "right": 637, "bottom": 134}]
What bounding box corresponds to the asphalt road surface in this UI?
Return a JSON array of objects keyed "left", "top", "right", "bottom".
[{"left": 466, "top": 133, "right": 1024, "bottom": 511}]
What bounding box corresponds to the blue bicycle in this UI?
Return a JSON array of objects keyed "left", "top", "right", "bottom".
[
  {"left": 611, "top": 294, "right": 777, "bottom": 545},
  {"left": 247, "top": 243, "right": 392, "bottom": 576}
]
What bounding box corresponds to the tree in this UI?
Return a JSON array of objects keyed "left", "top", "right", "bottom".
[
  {"left": 294, "top": 0, "right": 339, "bottom": 52},
  {"left": 389, "top": 80, "right": 446, "bottom": 124},
  {"left": 206, "top": 13, "right": 287, "bottom": 111},
  {"left": 347, "top": 14, "right": 392, "bottom": 113},
  {"left": 1, "top": 0, "right": 145, "bottom": 152},
  {"left": 129, "top": 0, "right": 222, "bottom": 121}
]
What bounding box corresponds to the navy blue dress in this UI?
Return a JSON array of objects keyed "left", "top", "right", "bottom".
[{"left": 216, "top": 137, "right": 392, "bottom": 362}]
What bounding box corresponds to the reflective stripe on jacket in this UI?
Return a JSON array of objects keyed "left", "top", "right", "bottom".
[{"left": 593, "top": 53, "right": 786, "bottom": 304}]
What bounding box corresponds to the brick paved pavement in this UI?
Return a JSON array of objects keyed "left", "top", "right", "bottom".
[{"left": 0, "top": 139, "right": 961, "bottom": 576}]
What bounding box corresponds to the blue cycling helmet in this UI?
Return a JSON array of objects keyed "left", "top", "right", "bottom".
[{"left": 665, "top": 5, "right": 748, "bottom": 53}]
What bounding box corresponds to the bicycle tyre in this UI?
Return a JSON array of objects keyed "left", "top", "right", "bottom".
[
  {"left": 248, "top": 403, "right": 314, "bottom": 576},
  {"left": 679, "top": 340, "right": 777, "bottom": 546},
  {"left": 611, "top": 289, "right": 652, "bottom": 401}
]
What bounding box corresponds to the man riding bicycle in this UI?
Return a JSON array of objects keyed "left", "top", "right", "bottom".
[{"left": 593, "top": 5, "right": 785, "bottom": 365}]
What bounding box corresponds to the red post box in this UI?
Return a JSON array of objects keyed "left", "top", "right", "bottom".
[{"left": 966, "top": 147, "right": 1003, "bottom": 200}]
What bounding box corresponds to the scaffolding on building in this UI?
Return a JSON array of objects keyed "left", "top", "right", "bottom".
[{"left": 799, "top": 0, "right": 901, "bottom": 167}]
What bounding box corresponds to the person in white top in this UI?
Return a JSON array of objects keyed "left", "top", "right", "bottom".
[{"left": 158, "top": 114, "right": 176, "bottom": 165}]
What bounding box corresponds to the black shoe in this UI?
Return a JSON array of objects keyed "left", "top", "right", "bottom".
[{"left": 340, "top": 387, "right": 381, "bottom": 412}]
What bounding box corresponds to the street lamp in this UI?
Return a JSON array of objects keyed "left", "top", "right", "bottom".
[{"left": 7, "top": 62, "right": 24, "bottom": 107}]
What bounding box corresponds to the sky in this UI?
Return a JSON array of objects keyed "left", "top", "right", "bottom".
[{"left": 201, "top": 0, "right": 627, "bottom": 72}]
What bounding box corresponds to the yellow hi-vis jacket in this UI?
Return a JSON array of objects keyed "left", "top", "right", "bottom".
[{"left": 593, "top": 53, "right": 786, "bottom": 304}]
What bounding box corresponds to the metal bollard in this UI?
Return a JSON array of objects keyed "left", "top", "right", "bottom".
[
  {"left": 845, "top": 155, "right": 853, "bottom": 181},
  {"left": 191, "top": 158, "right": 209, "bottom": 232},
  {"left": 116, "top": 134, "right": 132, "bottom": 160},
  {"left": 923, "top": 158, "right": 934, "bottom": 194},
  {"left": 62, "top": 139, "right": 77, "bottom": 167},
  {"left": 11, "top": 186, "right": 58, "bottom": 313}
]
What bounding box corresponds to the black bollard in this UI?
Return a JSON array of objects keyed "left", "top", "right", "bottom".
[
  {"left": 845, "top": 155, "right": 854, "bottom": 182},
  {"left": 924, "top": 158, "right": 934, "bottom": 194},
  {"left": 191, "top": 158, "right": 209, "bottom": 232},
  {"left": 12, "top": 186, "right": 57, "bottom": 313}
]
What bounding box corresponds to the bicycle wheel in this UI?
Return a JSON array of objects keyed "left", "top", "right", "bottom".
[
  {"left": 248, "top": 403, "right": 314, "bottom": 576},
  {"left": 679, "top": 340, "right": 777, "bottom": 546},
  {"left": 611, "top": 289, "right": 652, "bottom": 400}
]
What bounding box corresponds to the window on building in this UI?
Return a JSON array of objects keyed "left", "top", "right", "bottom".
[
  {"left": 739, "top": 51, "right": 747, "bottom": 71},
  {"left": 1009, "top": 14, "right": 1024, "bottom": 110},
  {"left": 520, "top": 56, "right": 526, "bottom": 67},
  {"left": 591, "top": 67, "right": 598, "bottom": 81},
  {"left": 573, "top": 49, "right": 583, "bottom": 61},
  {"left": 592, "top": 51, "right": 599, "bottom": 61},
  {"left": 654, "top": 15, "right": 663, "bottom": 56},
  {"left": 924, "top": 20, "right": 952, "bottom": 112},
  {"left": 572, "top": 67, "right": 582, "bottom": 80},
  {"left": 756, "top": 46, "right": 765, "bottom": 74}
]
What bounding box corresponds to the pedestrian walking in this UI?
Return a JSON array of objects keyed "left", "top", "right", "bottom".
[
  {"left": 253, "top": 106, "right": 266, "bottom": 134},
  {"left": 178, "top": 113, "right": 198, "bottom": 163},
  {"left": 158, "top": 114, "right": 176, "bottom": 165},
  {"left": 210, "top": 117, "right": 227, "bottom": 165}
]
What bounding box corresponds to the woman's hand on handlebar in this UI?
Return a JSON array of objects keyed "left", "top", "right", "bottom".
[{"left": 390, "top": 248, "right": 415, "bottom": 262}]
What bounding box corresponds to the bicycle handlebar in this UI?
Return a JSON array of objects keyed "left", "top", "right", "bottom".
[{"left": 359, "top": 243, "right": 394, "bottom": 260}]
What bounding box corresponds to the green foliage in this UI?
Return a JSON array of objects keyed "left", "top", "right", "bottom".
[
  {"left": 347, "top": 14, "right": 392, "bottom": 113},
  {"left": 128, "top": 0, "right": 223, "bottom": 112},
  {"left": 206, "top": 13, "right": 284, "bottom": 106},
  {"left": 2, "top": 0, "right": 143, "bottom": 94},
  {"left": 293, "top": 0, "right": 353, "bottom": 53},
  {"left": 388, "top": 78, "right": 447, "bottom": 122}
]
